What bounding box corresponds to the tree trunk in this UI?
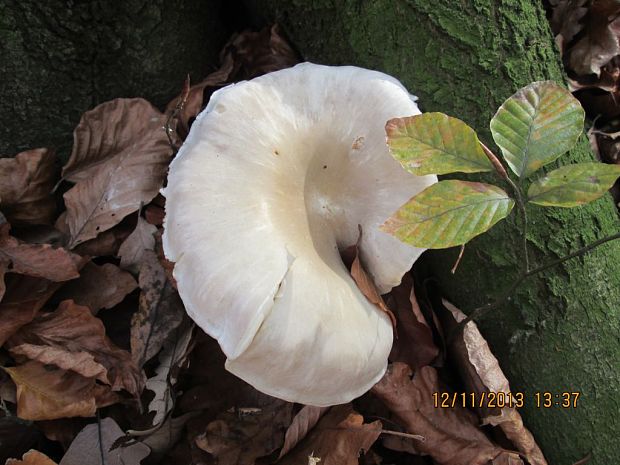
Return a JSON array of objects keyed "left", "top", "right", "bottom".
[
  {"left": 0, "top": 0, "right": 228, "bottom": 157},
  {"left": 243, "top": 1, "right": 620, "bottom": 464}
]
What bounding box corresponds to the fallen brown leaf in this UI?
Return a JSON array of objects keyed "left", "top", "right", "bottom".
[
  {"left": 388, "top": 274, "right": 439, "bottom": 369},
  {"left": 8, "top": 300, "right": 144, "bottom": 397},
  {"left": 196, "top": 397, "right": 293, "bottom": 465},
  {"left": 4, "top": 361, "right": 117, "bottom": 421},
  {"left": 60, "top": 417, "right": 150, "bottom": 465},
  {"left": 62, "top": 98, "right": 173, "bottom": 248},
  {"left": 371, "top": 363, "right": 522, "bottom": 465},
  {"left": 54, "top": 262, "right": 137, "bottom": 314},
  {"left": 138, "top": 411, "right": 201, "bottom": 462},
  {"left": 348, "top": 230, "right": 397, "bottom": 328},
  {"left": 278, "top": 404, "right": 381, "bottom": 465},
  {"left": 437, "top": 299, "right": 547, "bottom": 465},
  {"left": 6, "top": 449, "right": 58, "bottom": 465},
  {"left": 0, "top": 275, "right": 65, "bottom": 346},
  {"left": 0, "top": 148, "right": 58, "bottom": 226},
  {"left": 132, "top": 251, "right": 185, "bottom": 367},
  {"left": 279, "top": 405, "right": 330, "bottom": 459},
  {"left": 568, "top": 0, "right": 620, "bottom": 76},
  {"left": 118, "top": 215, "right": 158, "bottom": 273},
  {"left": 0, "top": 222, "right": 81, "bottom": 282}
]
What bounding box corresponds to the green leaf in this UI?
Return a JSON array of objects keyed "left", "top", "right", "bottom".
[
  {"left": 528, "top": 162, "right": 620, "bottom": 207},
  {"left": 490, "top": 81, "right": 585, "bottom": 178},
  {"left": 386, "top": 113, "right": 493, "bottom": 175},
  {"left": 382, "top": 180, "right": 514, "bottom": 249}
]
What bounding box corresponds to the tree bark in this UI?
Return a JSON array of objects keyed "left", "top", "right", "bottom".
[
  {"left": 243, "top": 1, "right": 620, "bottom": 464},
  {"left": 0, "top": 0, "right": 228, "bottom": 157}
]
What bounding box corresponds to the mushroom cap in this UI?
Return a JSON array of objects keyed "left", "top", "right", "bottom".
[{"left": 163, "top": 63, "right": 437, "bottom": 406}]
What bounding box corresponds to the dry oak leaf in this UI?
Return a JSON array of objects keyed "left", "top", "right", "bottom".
[
  {"left": 438, "top": 299, "right": 547, "bottom": 465},
  {"left": 0, "top": 223, "right": 81, "bottom": 283},
  {"left": 6, "top": 449, "right": 58, "bottom": 465},
  {"left": 196, "top": 397, "right": 293, "bottom": 465},
  {"left": 62, "top": 98, "right": 173, "bottom": 248},
  {"left": 371, "top": 363, "right": 522, "bottom": 465},
  {"left": 118, "top": 215, "right": 158, "bottom": 273},
  {"left": 54, "top": 262, "right": 137, "bottom": 314},
  {"left": 132, "top": 250, "right": 185, "bottom": 367},
  {"left": 8, "top": 300, "right": 144, "bottom": 397},
  {"left": 0, "top": 275, "right": 66, "bottom": 346},
  {"left": 3, "top": 361, "right": 118, "bottom": 421},
  {"left": 0, "top": 148, "right": 58, "bottom": 226},
  {"left": 278, "top": 404, "right": 381, "bottom": 465}
]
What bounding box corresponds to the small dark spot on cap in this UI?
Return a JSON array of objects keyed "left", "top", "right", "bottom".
[{"left": 323, "top": 165, "right": 327, "bottom": 169}]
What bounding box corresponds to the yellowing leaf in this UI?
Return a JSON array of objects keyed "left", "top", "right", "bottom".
[
  {"left": 490, "top": 81, "right": 585, "bottom": 178},
  {"left": 382, "top": 180, "right": 514, "bottom": 249},
  {"left": 386, "top": 113, "right": 493, "bottom": 175},
  {"left": 528, "top": 163, "right": 620, "bottom": 207}
]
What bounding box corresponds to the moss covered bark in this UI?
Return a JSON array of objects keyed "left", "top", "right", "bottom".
[
  {"left": 0, "top": 0, "right": 227, "bottom": 157},
  {"left": 244, "top": 1, "right": 620, "bottom": 463}
]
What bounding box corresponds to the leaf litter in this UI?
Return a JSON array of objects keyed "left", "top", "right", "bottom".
[{"left": 0, "top": 23, "right": 548, "bottom": 465}]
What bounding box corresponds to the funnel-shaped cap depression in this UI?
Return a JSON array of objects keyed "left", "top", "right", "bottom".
[{"left": 163, "top": 63, "right": 436, "bottom": 406}]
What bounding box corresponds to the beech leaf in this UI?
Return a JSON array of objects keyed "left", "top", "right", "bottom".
[
  {"left": 386, "top": 113, "right": 493, "bottom": 175},
  {"left": 382, "top": 180, "right": 514, "bottom": 249},
  {"left": 62, "top": 99, "right": 173, "bottom": 248},
  {"left": 118, "top": 216, "right": 158, "bottom": 273},
  {"left": 490, "top": 81, "right": 585, "bottom": 177},
  {"left": 528, "top": 162, "right": 620, "bottom": 207},
  {"left": 54, "top": 262, "right": 137, "bottom": 314},
  {"left": 0, "top": 149, "right": 58, "bottom": 226},
  {"left": 8, "top": 300, "right": 144, "bottom": 397},
  {"left": 3, "top": 361, "right": 116, "bottom": 421},
  {"left": 0, "top": 224, "right": 81, "bottom": 282}
]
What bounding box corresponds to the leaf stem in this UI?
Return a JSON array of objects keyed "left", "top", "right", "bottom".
[{"left": 448, "top": 231, "right": 620, "bottom": 342}]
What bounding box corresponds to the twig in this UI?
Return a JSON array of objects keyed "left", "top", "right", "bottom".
[
  {"left": 380, "top": 429, "right": 425, "bottom": 442},
  {"left": 165, "top": 74, "right": 191, "bottom": 154},
  {"left": 448, "top": 231, "right": 620, "bottom": 343},
  {"left": 451, "top": 244, "right": 465, "bottom": 274},
  {"left": 480, "top": 142, "right": 530, "bottom": 271}
]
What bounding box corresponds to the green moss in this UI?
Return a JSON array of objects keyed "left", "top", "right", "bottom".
[{"left": 246, "top": 1, "right": 620, "bottom": 463}]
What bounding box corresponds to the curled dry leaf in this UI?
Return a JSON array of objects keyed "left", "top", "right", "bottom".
[
  {"left": 3, "top": 361, "right": 118, "bottom": 421},
  {"left": 437, "top": 299, "right": 547, "bottom": 465},
  {"left": 0, "top": 148, "right": 58, "bottom": 226},
  {"left": 388, "top": 273, "right": 439, "bottom": 369},
  {"left": 118, "top": 215, "right": 158, "bottom": 273},
  {"left": 8, "top": 300, "right": 144, "bottom": 397},
  {"left": 132, "top": 251, "right": 185, "bottom": 367},
  {"left": 59, "top": 417, "right": 150, "bottom": 465},
  {"left": 278, "top": 404, "right": 381, "bottom": 465},
  {"left": 6, "top": 449, "right": 58, "bottom": 465},
  {"left": 372, "top": 363, "right": 522, "bottom": 465},
  {"left": 279, "top": 405, "right": 330, "bottom": 459},
  {"left": 195, "top": 398, "right": 293, "bottom": 465},
  {"left": 54, "top": 262, "right": 137, "bottom": 314},
  {"left": 0, "top": 223, "right": 81, "bottom": 283},
  {"left": 62, "top": 98, "right": 173, "bottom": 248}
]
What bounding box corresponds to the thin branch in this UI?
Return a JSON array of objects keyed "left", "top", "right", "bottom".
[
  {"left": 506, "top": 176, "right": 529, "bottom": 272},
  {"left": 448, "top": 231, "right": 620, "bottom": 343}
]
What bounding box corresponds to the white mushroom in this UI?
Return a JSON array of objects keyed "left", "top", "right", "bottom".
[{"left": 162, "top": 63, "right": 436, "bottom": 406}]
